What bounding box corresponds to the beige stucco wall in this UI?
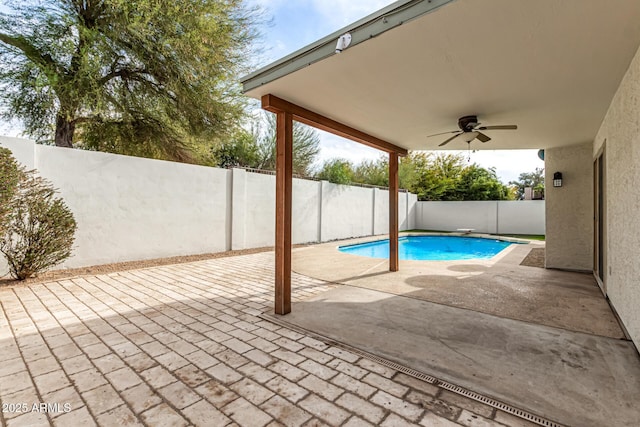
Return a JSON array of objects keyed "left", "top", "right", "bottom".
[
  {"left": 545, "top": 143, "right": 593, "bottom": 271},
  {"left": 593, "top": 43, "right": 640, "bottom": 347}
]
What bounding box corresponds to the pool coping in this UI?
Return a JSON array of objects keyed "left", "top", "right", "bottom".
[{"left": 332, "top": 232, "right": 535, "bottom": 264}]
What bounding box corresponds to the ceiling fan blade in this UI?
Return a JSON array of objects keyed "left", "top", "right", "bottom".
[
  {"left": 427, "top": 130, "right": 459, "bottom": 138},
  {"left": 476, "top": 132, "right": 491, "bottom": 143},
  {"left": 438, "top": 133, "right": 462, "bottom": 147},
  {"left": 477, "top": 125, "right": 517, "bottom": 130}
]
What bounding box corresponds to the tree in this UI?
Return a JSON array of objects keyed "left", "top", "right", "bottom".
[
  {"left": 212, "top": 111, "right": 321, "bottom": 176},
  {"left": 458, "top": 165, "right": 512, "bottom": 200},
  {"left": 332, "top": 151, "right": 513, "bottom": 201},
  {"left": 0, "top": 0, "right": 261, "bottom": 162},
  {"left": 344, "top": 152, "right": 433, "bottom": 190},
  {"left": 316, "top": 159, "right": 354, "bottom": 184},
  {"left": 353, "top": 158, "right": 388, "bottom": 186},
  {"left": 398, "top": 151, "right": 429, "bottom": 191},
  {"left": 509, "top": 167, "right": 545, "bottom": 199},
  {"left": 253, "top": 112, "right": 320, "bottom": 176},
  {"left": 406, "top": 153, "right": 464, "bottom": 200},
  {"left": 212, "top": 129, "right": 260, "bottom": 169}
]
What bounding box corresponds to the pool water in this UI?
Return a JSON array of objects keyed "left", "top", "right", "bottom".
[{"left": 339, "top": 236, "right": 514, "bottom": 261}]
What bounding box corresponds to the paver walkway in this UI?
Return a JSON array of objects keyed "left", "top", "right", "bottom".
[{"left": 0, "top": 252, "right": 535, "bottom": 427}]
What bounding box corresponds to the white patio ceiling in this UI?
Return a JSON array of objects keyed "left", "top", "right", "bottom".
[{"left": 242, "top": 0, "right": 640, "bottom": 151}]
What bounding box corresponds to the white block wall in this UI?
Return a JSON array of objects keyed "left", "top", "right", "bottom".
[
  {"left": 1, "top": 136, "right": 544, "bottom": 277},
  {"left": 416, "top": 200, "right": 545, "bottom": 235},
  {"left": 1, "top": 138, "right": 231, "bottom": 269},
  {"left": 373, "top": 188, "right": 389, "bottom": 235},
  {"left": 498, "top": 201, "right": 547, "bottom": 235},
  {"left": 407, "top": 193, "right": 418, "bottom": 230},
  {"left": 0, "top": 137, "right": 417, "bottom": 274},
  {"left": 321, "top": 183, "right": 374, "bottom": 241},
  {"left": 236, "top": 170, "right": 276, "bottom": 249},
  {"left": 292, "top": 178, "right": 322, "bottom": 245}
]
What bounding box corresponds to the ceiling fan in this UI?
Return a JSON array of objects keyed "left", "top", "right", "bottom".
[{"left": 427, "top": 115, "right": 517, "bottom": 147}]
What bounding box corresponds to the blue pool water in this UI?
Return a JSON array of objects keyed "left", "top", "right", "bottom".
[{"left": 339, "top": 236, "right": 514, "bottom": 261}]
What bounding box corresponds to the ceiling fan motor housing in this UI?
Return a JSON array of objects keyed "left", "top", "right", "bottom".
[{"left": 458, "top": 115, "right": 478, "bottom": 132}]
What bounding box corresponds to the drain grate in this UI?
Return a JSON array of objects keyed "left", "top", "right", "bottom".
[{"left": 260, "top": 313, "right": 566, "bottom": 427}]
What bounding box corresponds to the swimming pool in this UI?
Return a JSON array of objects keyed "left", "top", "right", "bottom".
[{"left": 338, "top": 235, "right": 515, "bottom": 261}]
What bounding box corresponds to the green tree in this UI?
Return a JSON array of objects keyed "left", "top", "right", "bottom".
[
  {"left": 458, "top": 165, "right": 512, "bottom": 200},
  {"left": 344, "top": 152, "right": 433, "bottom": 190},
  {"left": 316, "top": 158, "right": 354, "bottom": 184},
  {"left": 212, "top": 129, "right": 260, "bottom": 169},
  {"left": 509, "top": 167, "right": 545, "bottom": 199},
  {"left": 302, "top": 151, "right": 513, "bottom": 201},
  {"left": 347, "top": 152, "right": 512, "bottom": 201},
  {"left": 409, "top": 153, "right": 464, "bottom": 200},
  {"left": 213, "top": 112, "right": 321, "bottom": 176},
  {"left": 398, "top": 152, "right": 429, "bottom": 191},
  {"left": 254, "top": 113, "right": 320, "bottom": 176},
  {"left": 353, "top": 158, "right": 388, "bottom": 186},
  {"left": 0, "top": 0, "right": 261, "bottom": 162}
]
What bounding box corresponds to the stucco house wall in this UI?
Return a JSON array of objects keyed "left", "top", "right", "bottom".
[
  {"left": 544, "top": 143, "right": 593, "bottom": 272},
  {"left": 592, "top": 43, "right": 640, "bottom": 348}
]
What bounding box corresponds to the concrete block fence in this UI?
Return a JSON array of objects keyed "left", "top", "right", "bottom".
[
  {"left": 0, "top": 137, "right": 543, "bottom": 276},
  {"left": 231, "top": 169, "right": 416, "bottom": 250},
  {"left": 415, "top": 200, "right": 545, "bottom": 235},
  {"left": 0, "top": 137, "right": 416, "bottom": 274}
]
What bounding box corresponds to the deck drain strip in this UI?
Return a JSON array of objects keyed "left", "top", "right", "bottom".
[{"left": 260, "top": 313, "right": 565, "bottom": 427}]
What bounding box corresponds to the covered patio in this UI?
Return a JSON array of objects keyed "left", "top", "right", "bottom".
[
  {"left": 276, "top": 235, "right": 640, "bottom": 426},
  {"left": 240, "top": 1, "right": 640, "bottom": 426},
  {"left": 241, "top": 0, "right": 640, "bottom": 313}
]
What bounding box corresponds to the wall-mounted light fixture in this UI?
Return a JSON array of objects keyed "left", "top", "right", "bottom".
[
  {"left": 553, "top": 172, "right": 563, "bottom": 187},
  {"left": 335, "top": 33, "right": 352, "bottom": 53}
]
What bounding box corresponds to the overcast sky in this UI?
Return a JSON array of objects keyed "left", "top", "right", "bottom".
[{"left": 249, "top": 0, "right": 544, "bottom": 183}]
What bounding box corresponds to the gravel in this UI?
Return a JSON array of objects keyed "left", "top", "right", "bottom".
[{"left": 0, "top": 247, "right": 275, "bottom": 288}]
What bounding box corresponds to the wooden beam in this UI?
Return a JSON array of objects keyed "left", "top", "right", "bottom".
[
  {"left": 262, "top": 94, "right": 408, "bottom": 156},
  {"left": 275, "top": 111, "right": 293, "bottom": 314},
  {"left": 389, "top": 152, "right": 399, "bottom": 272},
  {"left": 266, "top": 92, "right": 406, "bottom": 313}
]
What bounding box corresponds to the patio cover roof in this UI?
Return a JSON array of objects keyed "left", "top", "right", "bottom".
[{"left": 242, "top": 0, "right": 640, "bottom": 151}]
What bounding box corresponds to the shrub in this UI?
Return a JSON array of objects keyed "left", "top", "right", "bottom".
[
  {"left": 0, "top": 147, "right": 22, "bottom": 234},
  {"left": 0, "top": 165, "right": 77, "bottom": 280}
]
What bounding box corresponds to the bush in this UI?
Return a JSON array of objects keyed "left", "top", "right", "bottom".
[
  {"left": 0, "top": 162, "right": 77, "bottom": 280},
  {"left": 0, "top": 147, "right": 22, "bottom": 234}
]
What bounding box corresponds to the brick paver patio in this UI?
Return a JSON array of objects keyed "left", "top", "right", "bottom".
[{"left": 0, "top": 252, "right": 535, "bottom": 426}]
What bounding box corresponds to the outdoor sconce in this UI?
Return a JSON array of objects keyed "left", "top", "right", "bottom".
[
  {"left": 335, "top": 33, "right": 352, "bottom": 53},
  {"left": 553, "top": 172, "right": 563, "bottom": 187}
]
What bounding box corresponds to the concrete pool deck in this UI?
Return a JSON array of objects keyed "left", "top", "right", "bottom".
[
  {"left": 292, "top": 234, "right": 624, "bottom": 339},
  {"left": 285, "top": 234, "right": 640, "bottom": 426}
]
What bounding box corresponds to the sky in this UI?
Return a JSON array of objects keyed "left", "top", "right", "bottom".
[{"left": 248, "top": 0, "right": 544, "bottom": 183}]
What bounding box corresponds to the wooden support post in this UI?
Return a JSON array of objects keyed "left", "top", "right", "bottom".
[
  {"left": 263, "top": 94, "right": 406, "bottom": 311},
  {"left": 389, "top": 152, "right": 399, "bottom": 272},
  {"left": 275, "top": 111, "right": 293, "bottom": 314}
]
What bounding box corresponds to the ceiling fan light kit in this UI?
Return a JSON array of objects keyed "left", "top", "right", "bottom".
[{"left": 428, "top": 115, "right": 518, "bottom": 147}]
